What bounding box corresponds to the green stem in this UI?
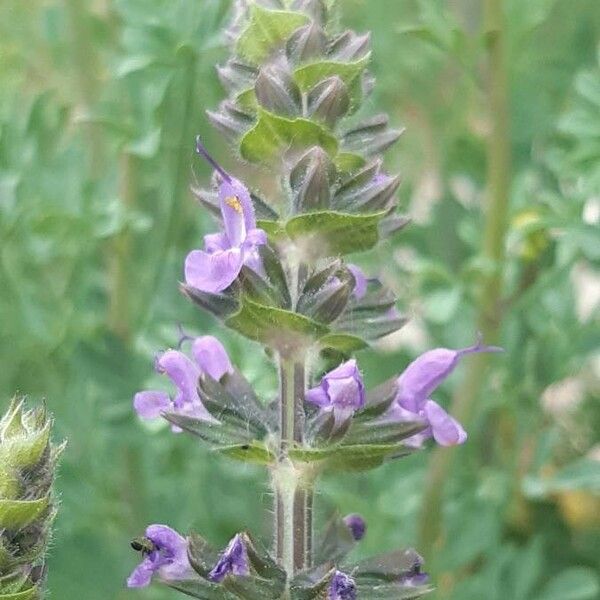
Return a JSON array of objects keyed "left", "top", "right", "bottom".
[
  {"left": 275, "top": 354, "right": 312, "bottom": 579},
  {"left": 418, "top": 0, "right": 511, "bottom": 564}
]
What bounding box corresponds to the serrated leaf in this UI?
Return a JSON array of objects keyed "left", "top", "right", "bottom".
[
  {"left": 286, "top": 210, "right": 387, "bottom": 256},
  {"left": 289, "top": 442, "right": 415, "bottom": 472},
  {"left": 0, "top": 497, "right": 48, "bottom": 530},
  {"left": 240, "top": 108, "right": 338, "bottom": 164},
  {"left": 237, "top": 5, "right": 310, "bottom": 65},
  {"left": 294, "top": 55, "right": 371, "bottom": 110},
  {"left": 226, "top": 296, "right": 328, "bottom": 350},
  {"left": 355, "top": 581, "right": 432, "bottom": 599}
]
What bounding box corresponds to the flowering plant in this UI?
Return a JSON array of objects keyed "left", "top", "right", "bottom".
[{"left": 127, "top": 1, "right": 500, "bottom": 598}]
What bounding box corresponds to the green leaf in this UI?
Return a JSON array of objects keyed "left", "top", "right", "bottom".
[
  {"left": 533, "top": 568, "right": 600, "bottom": 600},
  {"left": 1, "top": 423, "right": 50, "bottom": 469},
  {"left": 286, "top": 210, "right": 387, "bottom": 256},
  {"left": 0, "top": 588, "right": 40, "bottom": 600},
  {"left": 0, "top": 496, "right": 48, "bottom": 529},
  {"left": 167, "top": 579, "right": 238, "bottom": 600},
  {"left": 217, "top": 442, "right": 276, "bottom": 466},
  {"left": 237, "top": 5, "right": 309, "bottom": 65},
  {"left": 226, "top": 296, "right": 328, "bottom": 349},
  {"left": 319, "top": 333, "right": 368, "bottom": 353},
  {"left": 523, "top": 458, "right": 600, "bottom": 497},
  {"left": 240, "top": 108, "right": 338, "bottom": 164},
  {"left": 294, "top": 55, "right": 371, "bottom": 109},
  {"left": 289, "top": 442, "right": 415, "bottom": 472}
]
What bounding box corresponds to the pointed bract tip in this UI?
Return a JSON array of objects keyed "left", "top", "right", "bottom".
[
  {"left": 459, "top": 332, "right": 504, "bottom": 356},
  {"left": 195, "top": 136, "right": 232, "bottom": 183}
]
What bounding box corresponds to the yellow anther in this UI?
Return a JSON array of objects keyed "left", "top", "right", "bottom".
[{"left": 225, "top": 196, "right": 243, "bottom": 214}]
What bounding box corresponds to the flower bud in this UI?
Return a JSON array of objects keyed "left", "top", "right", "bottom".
[
  {"left": 308, "top": 76, "right": 350, "bottom": 127},
  {"left": 287, "top": 23, "right": 327, "bottom": 63},
  {"left": 255, "top": 63, "right": 302, "bottom": 117},
  {"left": 342, "top": 114, "right": 404, "bottom": 156},
  {"left": 329, "top": 30, "right": 371, "bottom": 61},
  {"left": 297, "top": 275, "right": 353, "bottom": 323},
  {"left": 207, "top": 101, "right": 254, "bottom": 141},
  {"left": 209, "top": 534, "right": 250, "bottom": 582},
  {"left": 0, "top": 398, "right": 63, "bottom": 598},
  {"left": 343, "top": 514, "right": 367, "bottom": 541},
  {"left": 333, "top": 171, "right": 401, "bottom": 213},
  {"left": 329, "top": 570, "right": 357, "bottom": 600},
  {"left": 290, "top": 146, "right": 336, "bottom": 213},
  {"left": 217, "top": 59, "right": 258, "bottom": 94},
  {"left": 290, "top": 0, "right": 328, "bottom": 25},
  {"left": 379, "top": 214, "right": 411, "bottom": 239}
]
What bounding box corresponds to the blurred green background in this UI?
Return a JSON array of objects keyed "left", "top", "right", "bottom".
[{"left": 1, "top": 0, "right": 599, "bottom": 598}]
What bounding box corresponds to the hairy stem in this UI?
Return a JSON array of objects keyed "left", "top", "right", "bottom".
[
  {"left": 275, "top": 354, "right": 312, "bottom": 579},
  {"left": 418, "top": 0, "right": 511, "bottom": 564}
]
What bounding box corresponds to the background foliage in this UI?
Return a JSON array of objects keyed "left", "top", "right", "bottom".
[{"left": 0, "top": 0, "right": 598, "bottom": 598}]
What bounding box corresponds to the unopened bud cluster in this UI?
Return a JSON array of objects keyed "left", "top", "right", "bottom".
[{"left": 0, "top": 398, "right": 63, "bottom": 599}]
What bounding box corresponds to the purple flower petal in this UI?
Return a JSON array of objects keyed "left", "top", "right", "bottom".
[
  {"left": 343, "top": 514, "right": 367, "bottom": 541},
  {"left": 133, "top": 391, "right": 171, "bottom": 419},
  {"left": 220, "top": 188, "right": 247, "bottom": 247},
  {"left": 347, "top": 264, "right": 368, "bottom": 299},
  {"left": 204, "top": 232, "right": 229, "bottom": 253},
  {"left": 127, "top": 525, "right": 191, "bottom": 588},
  {"left": 306, "top": 386, "right": 330, "bottom": 408},
  {"left": 192, "top": 336, "right": 233, "bottom": 381},
  {"left": 209, "top": 534, "right": 250, "bottom": 583},
  {"left": 157, "top": 350, "right": 201, "bottom": 405},
  {"left": 219, "top": 177, "right": 257, "bottom": 233},
  {"left": 329, "top": 571, "right": 356, "bottom": 600},
  {"left": 423, "top": 400, "right": 467, "bottom": 446},
  {"left": 396, "top": 339, "right": 502, "bottom": 412},
  {"left": 127, "top": 557, "right": 155, "bottom": 588},
  {"left": 307, "top": 359, "right": 365, "bottom": 428},
  {"left": 185, "top": 247, "right": 244, "bottom": 293}
]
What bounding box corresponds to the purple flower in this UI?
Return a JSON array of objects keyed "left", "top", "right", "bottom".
[
  {"left": 391, "top": 338, "right": 502, "bottom": 446},
  {"left": 209, "top": 534, "right": 250, "bottom": 583},
  {"left": 343, "top": 514, "right": 367, "bottom": 541},
  {"left": 185, "top": 139, "right": 267, "bottom": 293},
  {"left": 347, "top": 264, "right": 367, "bottom": 299},
  {"left": 306, "top": 359, "right": 365, "bottom": 429},
  {"left": 329, "top": 571, "right": 356, "bottom": 600},
  {"left": 133, "top": 335, "right": 233, "bottom": 428},
  {"left": 127, "top": 525, "right": 192, "bottom": 588}
]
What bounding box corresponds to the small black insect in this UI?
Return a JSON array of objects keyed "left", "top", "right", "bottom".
[{"left": 130, "top": 536, "right": 157, "bottom": 554}]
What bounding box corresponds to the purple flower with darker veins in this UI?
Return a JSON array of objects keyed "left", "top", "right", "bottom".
[
  {"left": 209, "top": 534, "right": 250, "bottom": 583},
  {"left": 329, "top": 570, "right": 357, "bottom": 600},
  {"left": 127, "top": 525, "right": 192, "bottom": 588},
  {"left": 306, "top": 359, "right": 365, "bottom": 429},
  {"left": 185, "top": 138, "right": 267, "bottom": 293},
  {"left": 390, "top": 337, "right": 502, "bottom": 446},
  {"left": 134, "top": 335, "right": 233, "bottom": 428},
  {"left": 343, "top": 513, "right": 367, "bottom": 541}
]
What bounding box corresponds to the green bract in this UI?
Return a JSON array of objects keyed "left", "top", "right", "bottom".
[{"left": 0, "top": 399, "right": 63, "bottom": 599}]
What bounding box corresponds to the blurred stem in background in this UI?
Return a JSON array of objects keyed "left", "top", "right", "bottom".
[{"left": 419, "top": 0, "right": 512, "bottom": 566}]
